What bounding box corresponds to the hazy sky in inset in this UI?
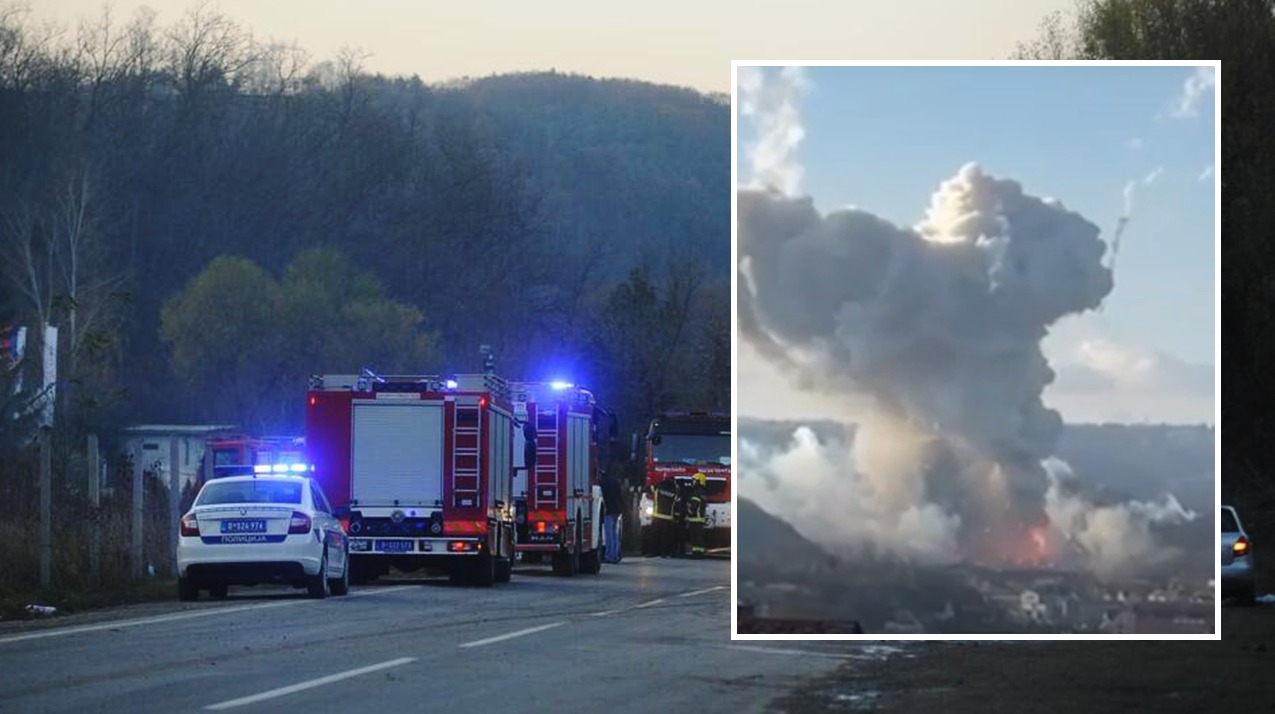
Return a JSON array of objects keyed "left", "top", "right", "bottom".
[
  {"left": 736, "top": 65, "right": 1217, "bottom": 425},
  {"left": 39, "top": 0, "right": 1070, "bottom": 92}
]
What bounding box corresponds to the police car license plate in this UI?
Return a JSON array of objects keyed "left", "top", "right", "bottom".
[
  {"left": 375, "top": 540, "right": 414, "bottom": 553},
  {"left": 221, "top": 519, "right": 267, "bottom": 534}
]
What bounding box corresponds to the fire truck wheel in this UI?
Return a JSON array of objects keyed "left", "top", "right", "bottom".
[
  {"left": 348, "top": 558, "right": 373, "bottom": 585},
  {"left": 472, "top": 552, "right": 495, "bottom": 588},
  {"left": 640, "top": 525, "right": 655, "bottom": 556},
  {"left": 552, "top": 529, "right": 580, "bottom": 576},
  {"left": 494, "top": 556, "right": 512, "bottom": 583},
  {"left": 307, "top": 554, "right": 330, "bottom": 599},
  {"left": 178, "top": 576, "right": 199, "bottom": 602},
  {"left": 579, "top": 530, "right": 602, "bottom": 575}
]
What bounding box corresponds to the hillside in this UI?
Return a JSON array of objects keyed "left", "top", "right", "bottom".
[{"left": 450, "top": 73, "right": 730, "bottom": 279}]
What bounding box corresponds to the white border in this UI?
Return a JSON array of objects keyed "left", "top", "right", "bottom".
[{"left": 730, "top": 59, "right": 1222, "bottom": 642}]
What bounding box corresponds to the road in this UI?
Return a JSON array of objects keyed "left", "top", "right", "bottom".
[
  {"left": 774, "top": 604, "right": 1275, "bottom": 713},
  {"left": 0, "top": 558, "right": 873, "bottom": 713}
]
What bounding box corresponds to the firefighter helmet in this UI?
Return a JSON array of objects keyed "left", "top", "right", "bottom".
[{"left": 694, "top": 472, "right": 707, "bottom": 486}]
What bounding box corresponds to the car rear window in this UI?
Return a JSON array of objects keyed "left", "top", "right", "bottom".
[
  {"left": 1222, "top": 508, "right": 1239, "bottom": 532},
  {"left": 198, "top": 480, "right": 303, "bottom": 505}
]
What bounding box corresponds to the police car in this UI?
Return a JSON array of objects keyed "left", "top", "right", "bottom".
[{"left": 176, "top": 470, "right": 350, "bottom": 601}]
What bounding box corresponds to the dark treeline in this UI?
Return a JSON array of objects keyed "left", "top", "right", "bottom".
[
  {"left": 1011, "top": 0, "right": 1246, "bottom": 503},
  {"left": 0, "top": 3, "right": 729, "bottom": 450}
]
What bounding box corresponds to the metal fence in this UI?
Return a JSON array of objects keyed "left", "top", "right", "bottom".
[{"left": 0, "top": 431, "right": 192, "bottom": 595}]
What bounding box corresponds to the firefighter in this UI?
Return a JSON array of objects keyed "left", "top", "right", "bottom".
[
  {"left": 671, "top": 479, "right": 689, "bottom": 557},
  {"left": 687, "top": 472, "right": 707, "bottom": 558},
  {"left": 651, "top": 476, "right": 677, "bottom": 557}
]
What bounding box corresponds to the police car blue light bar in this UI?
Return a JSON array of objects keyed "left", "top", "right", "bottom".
[
  {"left": 549, "top": 380, "right": 574, "bottom": 390},
  {"left": 445, "top": 379, "right": 459, "bottom": 389},
  {"left": 253, "top": 464, "right": 271, "bottom": 474}
]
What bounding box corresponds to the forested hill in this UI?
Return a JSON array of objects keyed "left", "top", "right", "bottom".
[
  {"left": 449, "top": 72, "right": 730, "bottom": 277},
  {"left": 0, "top": 6, "right": 729, "bottom": 440}
]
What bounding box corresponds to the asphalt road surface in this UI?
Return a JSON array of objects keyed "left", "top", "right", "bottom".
[{"left": 0, "top": 557, "right": 877, "bottom": 713}]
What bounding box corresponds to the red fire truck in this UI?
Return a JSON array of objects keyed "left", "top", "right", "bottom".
[
  {"left": 636, "top": 411, "right": 731, "bottom": 554},
  {"left": 305, "top": 372, "right": 517, "bottom": 587},
  {"left": 204, "top": 435, "right": 307, "bottom": 481},
  {"left": 509, "top": 381, "right": 612, "bottom": 576}
]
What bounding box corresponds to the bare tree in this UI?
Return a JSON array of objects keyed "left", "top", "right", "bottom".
[
  {"left": 1, "top": 199, "right": 53, "bottom": 328},
  {"left": 165, "top": 0, "right": 255, "bottom": 99},
  {"left": 52, "top": 166, "right": 127, "bottom": 376}
]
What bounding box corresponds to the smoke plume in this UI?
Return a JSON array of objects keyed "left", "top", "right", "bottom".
[
  {"left": 1043, "top": 458, "right": 1197, "bottom": 578},
  {"left": 737, "top": 67, "right": 1192, "bottom": 577},
  {"left": 738, "top": 65, "right": 808, "bottom": 196}
]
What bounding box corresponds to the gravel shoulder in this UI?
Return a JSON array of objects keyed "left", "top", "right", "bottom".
[{"left": 771, "top": 606, "right": 1275, "bottom": 713}]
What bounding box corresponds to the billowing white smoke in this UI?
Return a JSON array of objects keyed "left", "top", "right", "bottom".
[
  {"left": 1043, "top": 458, "right": 1197, "bottom": 578},
  {"left": 738, "top": 66, "right": 808, "bottom": 196},
  {"left": 739, "top": 422, "right": 961, "bottom": 563},
  {"left": 738, "top": 67, "right": 1192, "bottom": 577}
]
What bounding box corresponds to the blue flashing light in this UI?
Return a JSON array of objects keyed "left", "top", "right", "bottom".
[
  {"left": 549, "top": 380, "right": 574, "bottom": 391},
  {"left": 445, "top": 379, "right": 459, "bottom": 389},
  {"left": 252, "top": 464, "right": 271, "bottom": 474},
  {"left": 289, "top": 463, "right": 308, "bottom": 473},
  {"left": 271, "top": 464, "right": 289, "bottom": 473}
]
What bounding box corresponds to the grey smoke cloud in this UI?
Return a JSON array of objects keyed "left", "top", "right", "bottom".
[
  {"left": 1043, "top": 458, "right": 1197, "bottom": 578},
  {"left": 740, "top": 164, "right": 1114, "bottom": 466},
  {"left": 737, "top": 66, "right": 1196, "bottom": 577}
]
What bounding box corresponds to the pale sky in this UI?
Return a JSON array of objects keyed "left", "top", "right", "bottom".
[{"left": 37, "top": 0, "right": 1071, "bottom": 93}]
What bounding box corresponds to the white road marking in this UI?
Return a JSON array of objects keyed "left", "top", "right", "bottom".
[
  {"left": 459, "top": 622, "right": 565, "bottom": 648},
  {"left": 724, "top": 644, "right": 862, "bottom": 660},
  {"left": 0, "top": 585, "right": 417, "bottom": 646},
  {"left": 590, "top": 586, "right": 723, "bottom": 617},
  {"left": 204, "top": 657, "right": 416, "bottom": 710},
  {"left": 678, "top": 586, "right": 726, "bottom": 598}
]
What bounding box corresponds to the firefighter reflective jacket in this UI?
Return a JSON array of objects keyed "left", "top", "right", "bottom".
[
  {"left": 653, "top": 480, "right": 676, "bottom": 521},
  {"left": 687, "top": 491, "right": 706, "bottom": 524}
]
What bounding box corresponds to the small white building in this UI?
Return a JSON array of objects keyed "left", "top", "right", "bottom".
[{"left": 119, "top": 424, "right": 237, "bottom": 491}]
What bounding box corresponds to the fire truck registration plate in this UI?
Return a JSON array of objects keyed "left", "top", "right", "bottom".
[
  {"left": 221, "top": 519, "right": 267, "bottom": 534},
  {"left": 375, "top": 540, "right": 414, "bottom": 553}
]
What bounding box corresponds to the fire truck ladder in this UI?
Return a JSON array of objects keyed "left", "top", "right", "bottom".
[
  {"left": 534, "top": 406, "right": 559, "bottom": 509},
  {"left": 452, "top": 404, "right": 482, "bottom": 509}
]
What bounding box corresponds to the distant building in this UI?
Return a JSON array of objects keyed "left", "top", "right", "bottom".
[{"left": 119, "top": 424, "right": 237, "bottom": 490}]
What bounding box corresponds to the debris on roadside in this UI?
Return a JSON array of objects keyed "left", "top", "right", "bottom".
[{"left": 24, "top": 604, "right": 57, "bottom": 617}]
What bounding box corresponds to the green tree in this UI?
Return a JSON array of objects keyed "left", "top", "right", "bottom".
[
  {"left": 280, "top": 247, "right": 437, "bottom": 374},
  {"left": 160, "top": 255, "right": 283, "bottom": 429},
  {"left": 161, "top": 250, "right": 439, "bottom": 431},
  {"left": 1014, "top": 0, "right": 1247, "bottom": 489}
]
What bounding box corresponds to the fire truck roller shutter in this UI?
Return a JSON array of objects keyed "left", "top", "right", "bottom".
[{"left": 351, "top": 401, "right": 445, "bottom": 506}]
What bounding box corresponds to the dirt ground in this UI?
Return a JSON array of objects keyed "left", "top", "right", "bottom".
[{"left": 772, "top": 605, "right": 1275, "bottom": 713}]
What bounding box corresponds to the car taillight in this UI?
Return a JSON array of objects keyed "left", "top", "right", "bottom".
[
  {"left": 288, "top": 511, "right": 312, "bottom": 534},
  {"left": 339, "top": 518, "right": 350, "bottom": 534},
  {"left": 180, "top": 513, "right": 199, "bottom": 537},
  {"left": 1234, "top": 536, "right": 1250, "bottom": 557}
]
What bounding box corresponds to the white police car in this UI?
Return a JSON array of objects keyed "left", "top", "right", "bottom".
[{"left": 177, "top": 471, "right": 350, "bottom": 600}]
